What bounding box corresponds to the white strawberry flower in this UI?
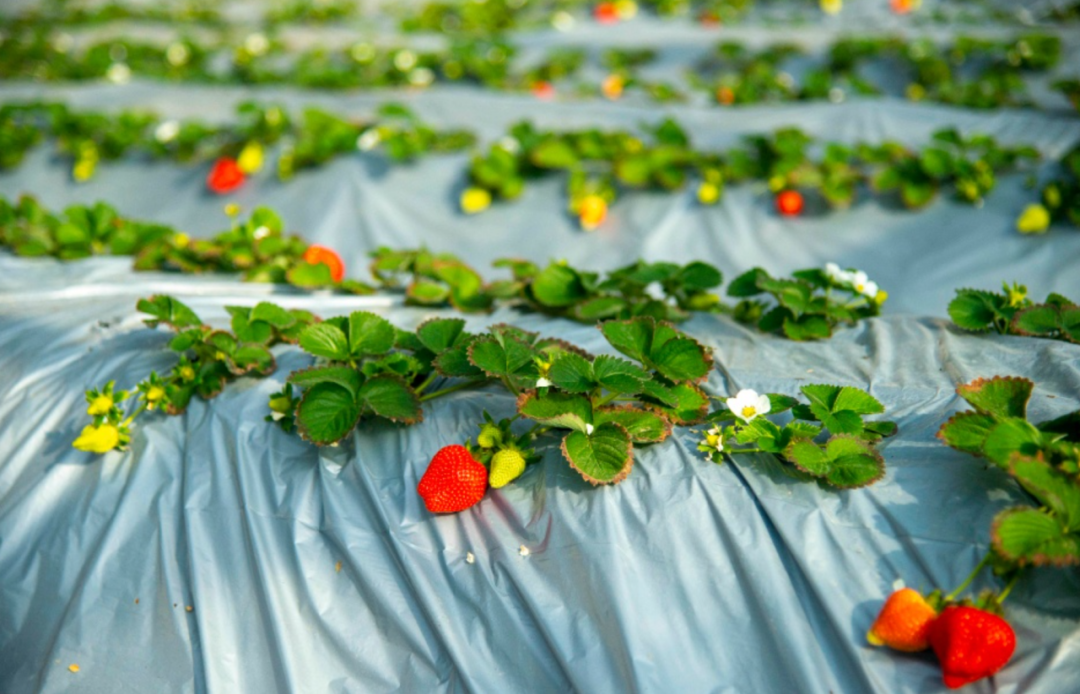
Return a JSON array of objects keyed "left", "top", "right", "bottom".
[
  {"left": 155, "top": 120, "right": 180, "bottom": 143},
  {"left": 106, "top": 63, "right": 131, "bottom": 84},
  {"left": 726, "top": 389, "right": 770, "bottom": 423},
  {"left": 356, "top": 129, "right": 381, "bottom": 151},
  {"left": 849, "top": 271, "right": 879, "bottom": 298},
  {"left": 704, "top": 426, "right": 723, "bottom": 453},
  {"left": 824, "top": 262, "right": 852, "bottom": 284}
]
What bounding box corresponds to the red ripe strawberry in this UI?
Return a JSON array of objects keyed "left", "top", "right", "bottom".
[
  {"left": 594, "top": 2, "right": 619, "bottom": 23},
  {"left": 302, "top": 244, "right": 345, "bottom": 282},
  {"left": 867, "top": 588, "right": 938, "bottom": 652},
  {"left": 418, "top": 445, "right": 488, "bottom": 514},
  {"left": 207, "top": 157, "right": 245, "bottom": 194},
  {"left": 929, "top": 606, "right": 1016, "bottom": 689},
  {"left": 776, "top": 189, "right": 804, "bottom": 216}
]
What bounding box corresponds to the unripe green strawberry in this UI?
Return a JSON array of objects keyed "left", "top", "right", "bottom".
[
  {"left": 477, "top": 424, "right": 502, "bottom": 449},
  {"left": 489, "top": 449, "right": 526, "bottom": 488}
]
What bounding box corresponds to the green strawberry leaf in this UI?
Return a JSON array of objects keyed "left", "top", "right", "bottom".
[
  {"left": 948, "top": 289, "right": 1002, "bottom": 332},
  {"left": 250, "top": 302, "right": 296, "bottom": 329},
  {"left": 548, "top": 352, "right": 595, "bottom": 393},
  {"left": 531, "top": 263, "right": 588, "bottom": 307},
  {"left": 516, "top": 391, "right": 592, "bottom": 433},
  {"left": 286, "top": 261, "right": 334, "bottom": 288},
  {"left": 593, "top": 355, "right": 649, "bottom": 394},
  {"left": 433, "top": 337, "right": 484, "bottom": 378},
  {"left": 348, "top": 311, "right": 395, "bottom": 357},
  {"left": 766, "top": 394, "right": 800, "bottom": 414},
  {"left": 1012, "top": 304, "right": 1080, "bottom": 343},
  {"left": 599, "top": 318, "right": 652, "bottom": 363},
  {"left": 782, "top": 314, "right": 832, "bottom": 341},
  {"left": 357, "top": 374, "right": 421, "bottom": 424},
  {"left": 641, "top": 381, "right": 709, "bottom": 425},
  {"left": 288, "top": 365, "right": 363, "bottom": 397},
  {"left": 736, "top": 417, "right": 784, "bottom": 452},
  {"left": 956, "top": 376, "right": 1033, "bottom": 419},
  {"left": 938, "top": 411, "right": 997, "bottom": 455},
  {"left": 299, "top": 322, "right": 351, "bottom": 362},
  {"left": 468, "top": 335, "right": 539, "bottom": 388},
  {"left": 230, "top": 344, "right": 275, "bottom": 376},
  {"left": 784, "top": 435, "right": 885, "bottom": 489},
  {"left": 416, "top": 317, "right": 467, "bottom": 354},
  {"left": 296, "top": 382, "right": 361, "bottom": 445},
  {"left": 206, "top": 331, "right": 237, "bottom": 356},
  {"left": 649, "top": 323, "right": 713, "bottom": 382},
  {"left": 982, "top": 417, "right": 1045, "bottom": 467},
  {"left": 1010, "top": 456, "right": 1080, "bottom": 529},
  {"left": 560, "top": 422, "right": 633, "bottom": 485},
  {"left": 727, "top": 268, "right": 769, "bottom": 298},
  {"left": 407, "top": 281, "right": 450, "bottom": 305},
  {"left": 137, "top": 295, "right": 203, "bottom": 330},
  {"left": 594, "top": 406, "right": 671, "bottom": 443},
  {"left": 991, "top": 507, "right": 1080, "bottom": 567}
]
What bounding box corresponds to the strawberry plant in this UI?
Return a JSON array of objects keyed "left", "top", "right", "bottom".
[
  {"left": 727, "top": 264, "right": 886, "bottom": 341},
  {"left": 698, "top": 384, "right": 897, "bottom": 489},
  {"left": 74, "top": 295, "right": 319, "bottom": 452},
  {"left": 867, "top": 376, "right": 1080, "bottom": 685},
  {"left": 949, "top": 283, "right": 1079, "bottom": 343}
]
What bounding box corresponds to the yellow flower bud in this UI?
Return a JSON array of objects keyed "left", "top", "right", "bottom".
[
  {"left": 73, "top": 423, "right": 121, "bottom": 454},
  {"left": 73, "top": 158, "right": 97, "bottom": 182},
  {"left": 697, "top": 182, "right": 721, "bottom": 205},
  {"left": 874, "top": 290, "right": 889, "bottom": 305},
  {"left": 460, "top": 187, "right": 492, "bottom": 214},
  {"left": 905, "top": 83, "right": 926, "bottom": 102},
  {"left": 820, "top": 0, "right": 842, "bottom": 14},
  {"left": 236, "top": 141, "right": 264, "bottom": 174},
  {"left": 601, "top": 74, "right": 625, "bottom": 100},
  {"left": 1016, "top": 203, "right": 1051, "bottom": 235},
  {"left": 224, "top": 203, "right": 241, "bottom": 218},
  {"left": 578, "top": 195, "right": 607, "bottom": 231},
  {"left": 146, "top": 386, "right": 165, "bottom": 403},
  {"left": 173, "top": 232, "right": 190, "bottom": 248},
  {"left": 767, "top": 175, "right": 786, "bottom": 193},
  {"left": 179, "top": 365, "right": 196, "bottom": 382},
  {"left": 87, "top": 394, "right": 114, "bottom": 416}
]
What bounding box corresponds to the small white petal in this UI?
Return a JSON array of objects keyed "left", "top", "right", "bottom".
[
  {"left": 155, "top": 120, "right": 180, "bottom": 143},
  {"left": 270, "top": 412, "right": 285, "bottom": 421},
  {"left": 244, "top": 33, "right": 269, "bottom": 56},
  {"left": 861, "top": 281, "right": 879, "bottom": 298},
  {"left": 552, "top": 11, "right": 575, "bottom": 30},
  {"left": 466, "top": 551, "right": 475, "bottom": 564},
  {"left": 535, "top": 377, "right": 552, "bottom": 388},
  {"left": 393, "top": 50, "right": 417, "bottom": 71},
  {"left": 253, "top": 225, "right": 271, "bottom": 240},
  {"left": 892, "top": 578, "right": 906, "bottom": 591},
  {"left": 585, "top": 423, "right": 595, "bottom": 435},
  {"left": 357, "top": 130, "right": 381, "bottom": 151},
  {"left": 755, "top": 393, "right": 772, "bottom": 416},
  {"left": 106, "top": 63, "right": 131, "bottom": 84},
  {"left": 519, "top": 545, "right": 530, "bottom": 557}
]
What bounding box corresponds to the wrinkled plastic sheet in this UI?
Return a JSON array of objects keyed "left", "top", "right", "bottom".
[{"left": 3, "top": 27, "right": 1080, "bottom": 693}]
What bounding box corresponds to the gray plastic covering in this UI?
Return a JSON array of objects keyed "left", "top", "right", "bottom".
[{"left": 3, "top": 15, "right": 1080, "bottom": 693}]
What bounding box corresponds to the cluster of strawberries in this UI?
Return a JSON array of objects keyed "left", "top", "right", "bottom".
[
  {"left": 868, "top": 587, "right": 1016, "bottom": 689},
  {"left": 418, "top": 418, "right": 536, "bottom": 513}
]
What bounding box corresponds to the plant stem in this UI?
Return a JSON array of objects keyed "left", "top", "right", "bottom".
[
  {"left": 594, "top": 391, "right": 620, "bottom": 408},
  {"left": 526, "top": 424, "right": 552, "bottom": 438},
  {"left": 946, "top": 553, "right": 992, "bottom": 601},
  {"left": 418, "top": 379, "right": 485, "bottom": 403},
  {"left": 994, "top": 573, "right": 1022, "bottom": 606},
  {"left": 734, "top": 447, "right": 765, "bottom": 454},
  {"left": 414, "top": 373, "right": 437, "bottom": 395}
]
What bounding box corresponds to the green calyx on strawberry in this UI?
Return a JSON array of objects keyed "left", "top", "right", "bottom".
[
  {"left": 490, "top": 447, "right": 527, "bottom": 488},
  {"left": 929, "top": 605, "right": 1016, "bottom": 689},
  {"left": 418, "top": 444, "right": 488, "bottom": 513}
]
